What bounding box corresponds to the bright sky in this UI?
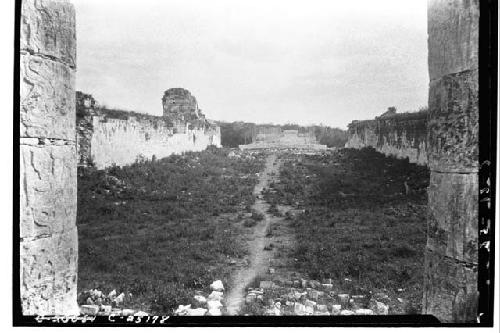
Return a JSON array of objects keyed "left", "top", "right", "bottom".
[{"left": 73, "top": 0, "right": 428, "bottom": 128}]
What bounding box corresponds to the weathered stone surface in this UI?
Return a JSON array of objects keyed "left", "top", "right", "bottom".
[
  {"left": 80, "top": 305, "right": 99, "bottom": 315},
  {"left": 76, "top": 92, "right": 221, "bottom": 169},
  {"left": 20, "top": 0, "right": 78, "bottom": 316},
  {"left": 355, "top": 309, "right": 374, "bottom": 315},
  {"left": 20, "top": 226, "right": 79, "bottom": 315},
  {"left": 162, "top": 88, "right": 203, "bottom": 120},
  {"left": 330, "top": 304, "right": 341, "bottom": 315},
  {"left": 427, "top": 0, "right": 479, "bottom": 80},
  {"left": 21, "top": 0, "right": 76, "bottom": 68},
  {"left": 20, "top": 53, "right": 76, "bottom": 140},
  {"left": 423, "top": 0, "right": 479, "bottom": 323},
  {"left": 346, "top": 111, "right": 428, "bottom": 165},
  {"left": 345, "top": 120, "right": 379, "bottom": 149},
  {"left": 427, "top": 172, "right": 478, "bottom": 263},
  {"left": 210, "top": 280, "right": 224, "bottom": 291},
  {"left": 427, "top": 70, "right": 479, "bottom": 173},
  {"left": 20, "top": 142, "right": 77, "bottom": 239},
  {"left": 241, "top": 127, "right": 327, "bottom": 150},
  {"left": 423, "top": 249, "right": 478, "bottom": 322}
]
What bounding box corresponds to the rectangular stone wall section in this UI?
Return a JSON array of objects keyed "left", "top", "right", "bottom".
[
  {"left": 345, "top": 112, "right": 428, "bottom": 165},
  {"left": 423, "top": 0, "right": 479, "bottom": 323},
  {"left": 76, "top": 94, "right": 222, "bottom": 169},
  {"left": 20, "top": 0, "right": 79, "bottom": 315}
]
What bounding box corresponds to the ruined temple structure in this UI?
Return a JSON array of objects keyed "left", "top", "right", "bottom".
[
  {"left": 76, "top": 90, "right": 221, "bottom": 169},
  {"left": 162, "top": 88, "right": 205, "bottom": 123},
  {"left": 239, "top": 127, "right": 327, "bottom": 151}
]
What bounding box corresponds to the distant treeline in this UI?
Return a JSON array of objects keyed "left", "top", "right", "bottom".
[{"left": 216, "top": 121, "right": 348, "bottom": 148}]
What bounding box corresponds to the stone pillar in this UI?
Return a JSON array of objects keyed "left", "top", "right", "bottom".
[
  {"left": 423, "top": 0, "right": 479, "bottom": 322},
  {"left": 20, "top": 0, "right": 79, "bottom": 315}
]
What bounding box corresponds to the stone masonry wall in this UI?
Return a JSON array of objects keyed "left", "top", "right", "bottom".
[
  {"left": 345, "top": 112, "right": 428, "bottom": 165},
  {"left": 423, "top": 0, "right": 479, "bottom": 322},
  {"left": 20, "top": 0, "right": 79, "bottom": 315},
  {"left": 77, "top": 94, "right": 221, "bottom": 169}
]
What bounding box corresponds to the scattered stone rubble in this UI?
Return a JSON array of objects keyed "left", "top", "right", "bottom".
[
  {"left": 174, "top": 280, "right": 225, "bottom": 316},
  {"left": 242, "top": 278, "right": 390, "bottom": 316},
  {"left": 78, "top": 289, "right": 148, "bottom": 316}
]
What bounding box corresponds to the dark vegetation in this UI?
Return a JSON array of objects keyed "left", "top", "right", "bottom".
[
  {"left": 217, "top": 122, "right": 258, "bottom": 147},
  {"left": 264, "top": 148, "right": 429, "bottom": 313},
  {"left": 77, "top": 147, "right": 265, "bottom": 314},
  {"left": 217, "top": 121, "right": 348, "bottom": 148}
]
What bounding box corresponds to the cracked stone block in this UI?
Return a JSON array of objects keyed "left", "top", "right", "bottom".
[
  {"left": 20, "top": 53, "right": 75, "bottom": 140},
  {"left": 21, "top": 0, "right": 76, "bottom": 68},
  {"left": 20, "top": 143, "right": 77, "bottom": 239},
  {"left": 427, "top": 70, "right": 479, "bottom": 173},
  {"left": 427, "top": 0, "right": 479, "bottom": 80},
  {"left": 423, "top": 249, "right": 478, "bottom": 322},
  {"left": 427, "top": 172, "right": 478, "bottom": 263},
  {"left": 20, "top": 226, "right": 79, "bottom": 315}
]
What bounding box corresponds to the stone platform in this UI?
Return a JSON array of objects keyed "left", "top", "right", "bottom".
[
  {"left": 239, "top": 129, "right": 327, "bottom": 151},
  {"left": 238, "top": 142, "right": 327, "bottom": 151}
]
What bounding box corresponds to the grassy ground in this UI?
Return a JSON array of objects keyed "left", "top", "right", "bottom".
[
  {"left": 77, "top": 147, "right": 265, "bottom": 314},
  {"left": 263, "top": 148, "right": 429, "bottom": 313}
]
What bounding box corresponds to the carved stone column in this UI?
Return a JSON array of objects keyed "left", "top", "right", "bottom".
[
  {"left": 20, "top": 0, "right": 78, "bottom": 315},
  {"left": 423, "top": 0, "right": 479, "bottom": 322}
]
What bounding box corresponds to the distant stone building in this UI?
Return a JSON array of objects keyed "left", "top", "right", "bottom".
[{"left": 239, "top": 127, "right": 327, "bottom": 150}]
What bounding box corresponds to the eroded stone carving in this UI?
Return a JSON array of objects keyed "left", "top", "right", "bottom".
[
  {"left": 423, "top": 0, "right": 479, "bottom": 322},
  {"left": 20, "top": 0, "right": 78, "bottom": 315}
]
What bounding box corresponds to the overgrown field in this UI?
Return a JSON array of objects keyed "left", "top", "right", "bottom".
[
  {"left": 77, "top": 147, "right": 265, "bottom": 314},
  {"left": 264, "top": 148, "right": 429, "bottom": 313}
]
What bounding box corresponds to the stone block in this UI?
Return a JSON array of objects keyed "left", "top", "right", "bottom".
[
  {"left": 20, "top": 53, "right": 76, "bottom": 140},
  {"left": 340, "top": 310, "right": 355, "bottom": 316},
  {"left": 337, "top": 294, "right": 350, "bottom": 308},
  {"left": 121, "top": 309, "right": 135, "bottom": 316},
  {"left": 20, "top": 226, "right": 79, "bottom": 315},
  {"left": 80, "top": 305, "right": 99, "bottom": 316},
  {"left": 427, "top": 70, "right": 479, "bottom": 173},
  {"left": 423, "top": 249, "right": 478, "bottom": 322},
  {"left": 20, "top": 143, "right": 77, "bottom": 239},
  {"left": 100, "top": 305, "right": 112, "bottom": 314},
  {"left": 316, "top": 304, "right": 328, "bottom": 312},
  {"left": 371, "top": 301, "right": 389, "bottom": 315},
  {"left": 21, "top": 0, "right": 76, "bottom": 67},
  {"left": 330, "top": 304, "right": 341, "bottom": 315},
  {"left": 355, "top": 309, "right": 374, "bottom": 315},
  {"left": 427, "top": 0, "right": 479, "bottom": 80},
  {"left": 294, "top": 303, "right": 306, "bottom": 315},
  {"left": 427, "top": 172, "right": 478, "bottom": 263}
]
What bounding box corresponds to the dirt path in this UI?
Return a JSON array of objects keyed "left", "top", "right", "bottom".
[{"left": 224, "top": 153, "right": 281, "bottom": 315}]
